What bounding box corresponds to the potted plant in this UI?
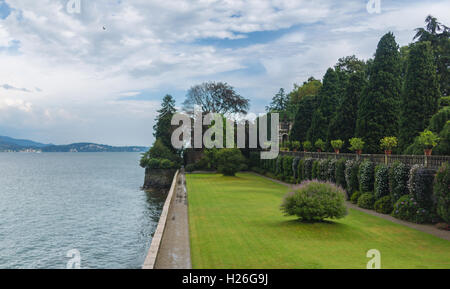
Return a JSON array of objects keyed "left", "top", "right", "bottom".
[
  {"left": 349, "top": 138, "right": 364, "bottom": 155},
  {"left": 302, "top": 141, "right": 312, "bottom": 152},
  {"left": 315, "top": 139, "right": 325, "bottom": 153},
  {"left": 331, "top": 140, "right": 344, "bottom": 154},
  {"left": 418, "top": 130, "right": 439, "bottom": 156},
  {"left": 380, "top": 136, "right": 398, "bottom": 155},
  {"left": 291, "top": 141, "right": 301, "bottom": 152}
]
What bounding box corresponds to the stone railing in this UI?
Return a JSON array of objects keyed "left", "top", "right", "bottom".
[{"left": 280, "top": 152, "right": 450, "bottom": 169}]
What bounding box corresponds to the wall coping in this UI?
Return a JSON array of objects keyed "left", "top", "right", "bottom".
[{"left": 142, "top": 170, "right": 179, "bottom": 269}]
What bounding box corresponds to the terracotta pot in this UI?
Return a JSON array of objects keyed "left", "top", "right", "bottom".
[
  {"left": 424, "top": 149, "right": 432, "bottom": 156},
  {"left": 356, "top": 150, "right": 362, "bottom": 155},
  {"left": 334, "top": 149, "right": 340, "bottom": 154},
  {"left": 293, "top": 149, "right": 297, "bottom": 152},
  {"left": 317, "top": 149, "right": 322, "bottom": 153},
  {"left": 385, "top": 150, "right": 392, "bottom": 156}
]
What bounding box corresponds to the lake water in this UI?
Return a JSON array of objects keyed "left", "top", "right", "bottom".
[{"left": 0, "top": 153, "right": 166, "bottom": 269}]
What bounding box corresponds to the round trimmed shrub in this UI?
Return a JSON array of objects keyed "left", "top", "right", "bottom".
[
  {"left": 374, "top": 196, "right": 393, "bottom": 214},
  {"left": 216, "top": 148, "right": 246, "bottom": 176},
  {"left": 281, "top": 181, "right": 348, "bottom": 222},
  {"left": 408, "top": 165, "right": 436, "bottom": 211},
  {"left": 350, "top": 191, "right": 361, "bottom": 204},
  {"left": 389, "top": 161, "right": 410, "bottom": 204},
  {"left": 392, "top": 195, "right": 433, "bottom": 224},
  {"left": 335, "top": 158, "right": 347, "bottom": 189},
  {"left": 434, "top": 162, "right": 450, "bottom": 224},
  {"left": 303, "top": 158, "right": 314, "bottom": 180},
  {"left": 345, "top": 160, "right": 359, "bottom": 194},
  {"left": 374, "top": 164, "right": 390, "bottom": 200},
  {"left": 359, "top": 160, "right": 375, "bottom": 193},
  {"left": 312, "top": 160, "right": 320, "bottom": 179},
  {"left": 357, "top": 192, "right": 375, "bottom": 209}
]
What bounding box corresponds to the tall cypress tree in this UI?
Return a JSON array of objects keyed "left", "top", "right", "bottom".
[
  {"left": 153, "top": 94, "right": 177, "bottom": 150},
  {"left": 399, "top": 42, "right": 440, "bottom": 151},
  {"left": 327, "top": 72, "right": 366, "bottom": 152},
  {"left": 307, "top": 68, "right": 339, "bottom": 146},
  {"left": 356, "top": 32, "right": 402, "bottom": 153},
  {"left": 290, "top": 95, "right": 320, "bottom": 143}
]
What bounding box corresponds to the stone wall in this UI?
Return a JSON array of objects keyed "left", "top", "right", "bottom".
[{"left": 143, "top": 168, "right": 177, "bottom": 191}]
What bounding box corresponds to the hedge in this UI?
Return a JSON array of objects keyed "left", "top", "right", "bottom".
[
  {"left": 408, "top": 165, "right": 436, "bottom": 211},
  {"left": 358, "top": 192, "right": 375, "bottom": 209},
  {"left": 318, "top": 159, "right": 329, "bottom": 181},
  {"left": 327, "top": 159, "right": 337, "bottom": 183},
  {"left": 293, "top": 157, "right": 300, "bottom": 180},
  {"left": 345, "top": 160, "right": 359, "bottom": 194},
  {"left": 359, "top": 160, "right": 375, "bottom": 193},
  {"left": 434, "top": 163, "right": 450, "bottom": 223},
  {"left": 297, "top": 159, "right": 304, "bottom": 182},
  {"left": 303, "top": 159, "right": 314, "bottom": 180},
  {"left": 374, "top": 164, "right": 390, "bottom": 200},
  {"left": 335, "top": 158, "right": 347, "bottom": 189},
  {"left": 312, "top": 160, "right": 320, "bottom": 180},
  {"left": 374, "top": 196, "right": 393, "bottom": 214},
  {"left": 389, "top": 161, "right": 410, "bottom": 204}
]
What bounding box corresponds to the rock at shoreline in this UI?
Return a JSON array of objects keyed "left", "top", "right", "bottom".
[{"left": 143, "top": 168, "right": 176, "bottom": 191}]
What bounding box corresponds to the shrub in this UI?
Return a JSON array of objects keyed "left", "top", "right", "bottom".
[
  {"left": 374, "top": 164, "right": 390, "bottom": 200},
  {"left": 276, "top": 157, "right": 283, "bottom": 176},
  {"left": 357, "top": 193, "right": 375, "bottom": 209},
  {"left": 335, "top": 158, "right": 347, "bottom": 189},
  {"left": 392, "top": 195, "right": 433, "bottom": 224},
  {"left": 380, "top": 137, "right": 398, "bottom": 152},
  {"left": 315, "top": 139, "right": 325, "bottom": 151},
  {"left": 140, "top": 139, "right": 180, "bottom": 168},
  {"left": 292, "top": 157, "right": 300, "bottom": 180},
  {"left": 302, "top": 141, "right": 312, "bottom": 152},
  {"left": 160, "top": 159, "right": 175, "bottom": 169},
  {"left": 345, "top": 160, "right": 359, "bottom": 194},
  {"left": 318, "top": 159, "right": 329, "bottom": 181},
  {"left": 374, "top": 196, "right": 393, "bottom": 214},
  {"left": 331, "top": 140, "right": 344, "bottom": 150},
  {"left": 418, "top": 129, "right": 439, "bottom": 150},
  {"left": 312, "top": 160, "right": 320, "bottom": 179},
  {"left": 285, "top": 156, "right": 294, "bottom": 177},
  {"left": 291, "top": 141, "right": 301, "bottom": 151},
  {"left": 281, "top": 181, "right": 348, "bottom": 222},
  {"left": 297, "top": 159, "right": 304, "bottom": 182},
  {"left": 350, "top": 191, "right": 361, "bottom": 204},
  {"left": 434, "top": 163, "right": 450, "bottom": 223},
  {"left": 389, "top": 161, "right": 410, "bottom": 204},
  {"left": 359, "top": 160, "right": 375, "bottom": 193},
  {"left": 349, "top": 137, "right": 364, "bottom": 152},
  {"left": 408, "top": 165, "right": 436, "bottom": 211},
  {"left": 327, "top": 159, "right": 337, "bottom": 183},
  {"left": 303, "top": 159, "right": 314, "bottom": 180},
  {"left": 185, "top": 164, "right": 196, "bottom": 173},
  {"left": 216, "top": 148, "right": 246, "bottom": 176}
]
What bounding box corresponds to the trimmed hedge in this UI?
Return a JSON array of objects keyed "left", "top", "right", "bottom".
[
  {"left": 303, "top": 159, "right": 314, "bottom": 180},
  {"left": 350, "top": 191, "right": 361, "bottom": 204},
  {"left": 335, "top": 158, "right": 347, "bottom": 189},
  {"left": 297, "top": 159, "right": 305, "bottom": 182},
  {"left": 392, "top": 195, "right": 433, "bottom": 224},
  {"left": 358, "top": 192, "right": 375, "bottom": 209},
  {"left": 408, "top": 165, "right": 436, "bottom": 211},
  {"left": 374, "top": 164, "right": 390, "bottom": 200},
  {"left": 389, "top": 161, "right": 410, "bottom": 204},
  {"left": 318, "top": 159, "right": 329, "bottom": 181},
  {"left": 359, "top": 160, "right": 375, "bottom": 193},
  {"left": 292, "top": 157, "right": 300, "bottom": 180},
  {"left": 434, "top": 163, "right": 450, "bottom": 223},
  {"left": 312, "top": 160, "right": 320, "bottom": 180},
  {"left": 345, "top": 160, "right": 359, "bottom": 195},
  {"left": 374, "top": 196, "right": 393, "bottom": 214},
  {"left": 327, "top": 159, "right": 337, "bottom": 183}
]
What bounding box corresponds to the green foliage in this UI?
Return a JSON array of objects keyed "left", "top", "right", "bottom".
[
  {"left": 315, "top": 139, "right": 326, "bottom": 151},
  {"left": 399, "top": 42, "right": 440, "bottom": 151},
  {"left": 418, "top": 129, "right": 439, "bottom": 149},
  {"left": 435, "top": 121, "right": 450, "bottom": 155},
  {"left": 303, "top": 159, "right": 314, "bottom": 180},
  {"left": 318, "top": 159, "right": 329, "bottom": 181},
  {"left": 434, "top": 163, "right": 450, "bottom": 223},
  {"left": 392, "top": 195, "right": 433, "bottom": 224},
  {"left": 408, "top": 165, "right": 436, "bottom": 211},
  {"left": 389, "top": 161, "right": 410, "bottom": 204},
  {"left": 281, "top": 181, "right": 348, "bottom": 222},
  {"left": 327, "top": 159, "right": 337, "bottom": 183},
  {"left": 302, "top": 141, "right": 312, "bottom": 152},
  {"left": 350, "top": 191, "right": 362, "bottom": 204},
  {"left": 185, "top": 164, "right": 196, "bottom": 173},
  {"left": 359, "top": 160, "right": 375, "bottom": 193},
  {"left": 345, "top": 160, "right": 359, "bottom": 194},
  {"left": 266, "top": 88, "right": 289, "bottom": 114},
  {"left": 380, "top": 137, "right": 398, "bottom": 151},
  {"left": 312, "top": 160, "right": 320, "bottom": 179},
  {"left": 439, "top": 96, "right": 450, "bottom": 108},
  {"left": 290, "top": 95, "right": 320, "bottom": 143},
  {"left": 375, "top": 196, "right": 394, "bottom": 214},
  {"left": 429, "top": 107, "right": 450, "bottom": 134},
  {"left": 283, "top": 156, "right": 294, "bottom": 177},
  {"left": 153, "top": 95, "right": 177, "bottom": 150},
  {"left": 331, "top": 140, "right": 344, "bottom": 150},
  {"left": 358, "top": 193, "right": 375, "bottom": 210},
  {"left": 292, "top": 157, "right": 301, "bottom": 180},
  {"left": 356, "top": 33, "right": 402, "bottom": 153},
  {"left": 374, "top": 164, "right": 390, "bottom": 200},
  {"left": 276, "top": 157, "right": 283, "bottom": 175},
  {"left": 291, "top": 141, "right": 301, "bottom": 151},
  {"left": 140, "top": 139, "right": 180, "bottom": 169},
  {"left": 216, "top": 149, "right": 246, "bottom": 176},
  {"left": 297, "top": 159, "right": 305, "bottom": 181},
  {"left": 335, "top": 158, "right": 347, "bottom": 189},
  {"left": 349, "top": 137, "right": 364, "bottom": 152}
]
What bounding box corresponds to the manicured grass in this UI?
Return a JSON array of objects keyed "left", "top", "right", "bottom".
[{"left": 187, "top": 173, "right": 450, "bottom": 269}]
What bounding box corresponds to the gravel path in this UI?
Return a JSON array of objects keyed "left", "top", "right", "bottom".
[
  {"left": 154, "top": 173, "right": 192, "bottom": 269},
  {"left": 252, "top": 172, "right": 450, "bottom": 241}
]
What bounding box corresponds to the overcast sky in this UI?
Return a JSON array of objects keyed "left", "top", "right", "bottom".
[{"left": 0, "top": 0, "right": 449, "bottom": 146}]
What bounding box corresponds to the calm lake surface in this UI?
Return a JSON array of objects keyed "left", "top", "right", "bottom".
[{"left": 0, "top": 153, "right": 166, "bottom": 269}]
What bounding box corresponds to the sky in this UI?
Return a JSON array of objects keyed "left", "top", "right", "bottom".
[{"left": 0, "top": 0, "right": 449, "bottom": 146}]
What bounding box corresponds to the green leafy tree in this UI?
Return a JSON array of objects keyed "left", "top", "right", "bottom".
[
  {"left": 216, "top": 148, "right": 246, "bottom": 176},
  {"left": 286, "top": 77, "right": 322, "bottom": 121},
  {"left": 153, "top": 95, "right": 177, "bottom": 150},
  {"left": 266, "top": 88, "right": 289, "bottom": 113},
  {"left": 399, "top": 42, "right": 440, "bottom": 151},
  {"left": 289, "top": 95, "right": 320, "bottom": 143},
  {"left": 356, "top": 32, "right": 402, "bottom": 153}
]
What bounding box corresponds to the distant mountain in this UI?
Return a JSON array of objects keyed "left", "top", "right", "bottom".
[{"left": 0, "top": 136, "right": 148, "bottom": 152}]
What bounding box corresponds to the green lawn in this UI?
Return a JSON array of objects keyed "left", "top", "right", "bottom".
[{"left": 187, "top": 173, "right": 450, "bottom": 269}]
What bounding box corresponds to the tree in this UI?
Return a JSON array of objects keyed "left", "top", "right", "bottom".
[
  {"left": 266, "top": 88, "right": 288, "bottom": 113},
  {"left": 414, "top": 15, "right": 450, "bottom": 96},
  {"left": 183, "top": 81, "right": 249, "bottom": 114},
  {"left": 307, "top": 68, "right": 339, "bottom": 147},
  {"left": 289, "top": 95, "right": 320, "bottom": 143},
  {"left": 356, "top": 32, "right": 402, "bottom": 153},
  {"left": 286, "top": 77, "right": 322, "bottom": 120},
  {"left": 216, "top": 148, "right": 246, "bottom": 176},
  {"left": 327, "top": 72, "right": 366, "bottom": 152},
  {"left": 399, "top": 42, "right": 440, "bottom": 151},
  {"left": 153, "top": 94, "right": 177, "bottom": 150}
]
